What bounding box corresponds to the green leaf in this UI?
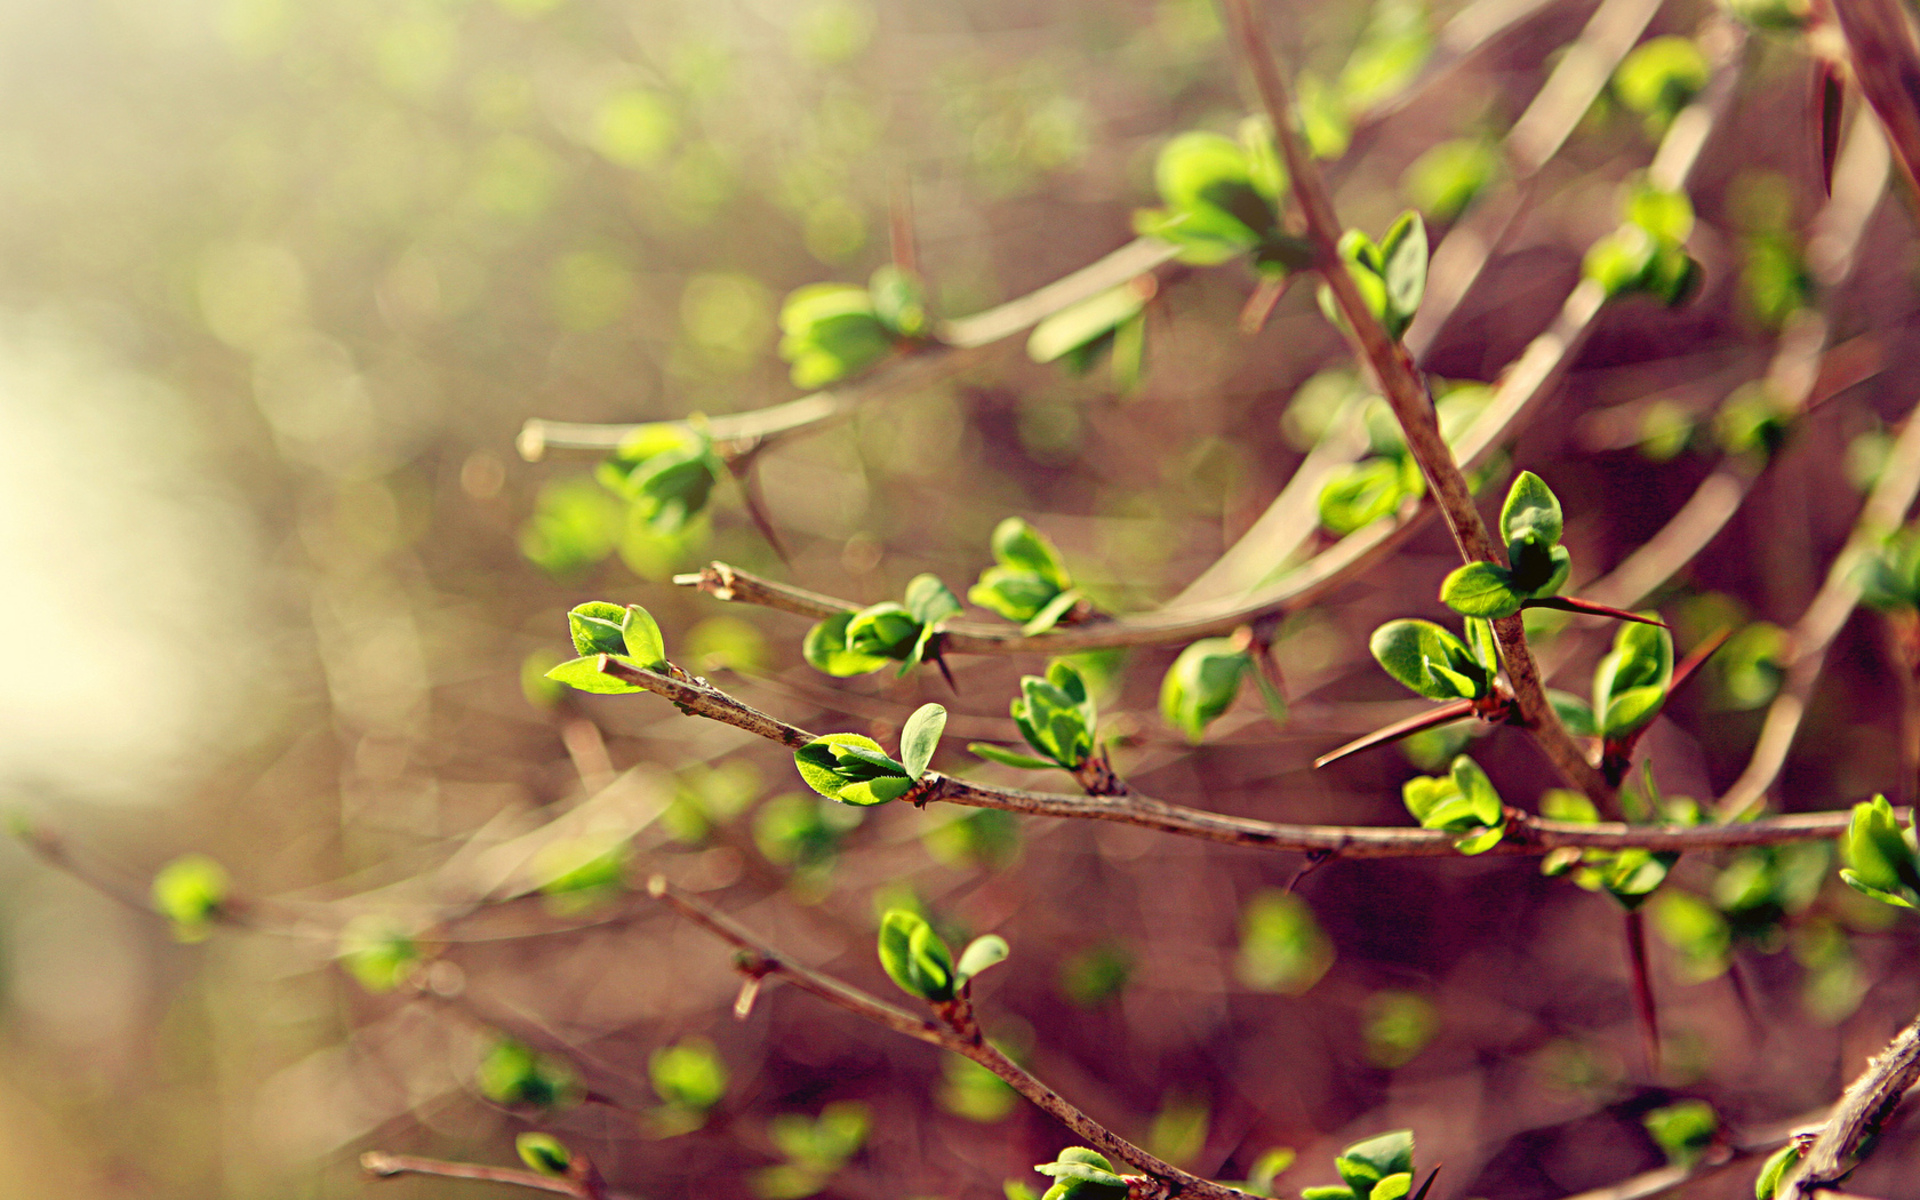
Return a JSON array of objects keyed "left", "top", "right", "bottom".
[
  {"left": 794, "top": 735, "right": 913, "bottom": 807},
  {"left": 970, "top": 567, "right": 1061, "bottom": 622},
  {"left": 1440, "top": 561, "right": 1525, "bottom": 618},
  {"left": 1379, "top": 211, "right": 1427, "bottom": 330},
  {"left": 1318, "top": 456, "right": 1424, "bottom": 534},
  {"left": 1548, "top": 690, "right": 1596, "bottom": 737},
  {"left": 844, "top": 602, "right": 921, "bottom": 659},
  {"left": 869, "top": 264, "right": 928, "bottom": 338},
  {"left": 477, "top": 1037, "right": 581, "bottom": 1110},
  {"left": 956, "top": 934, "right": 1011, "bottom": 984},
  {"left": 1583, "top": 224, "right": 1659, "bottom": 298},
  {"left": 878, "top": 908, "right": 956, "bottom": 1001},
  {"left": 516, "top": 1133, "right": 573, "bottom": 1177},
  {"left": 1339, "top": 1131, "right": 1414, "bottom": 1182},
  {"left": 1159, "top": 638, "right": 1251, "bottom": 742},
  {"left": 339, "top": 914, "right": 420, "bottom": 993},
  {"left": 1029, "top": 285, "right": 1151, "bottom": 365},
  {"left": 621, "top": 604, "right": 668, "bottom": 670},
  {"left": 1371, "top": 1174, "right": 1414, "bottom": 1200},
  {"left": 1368, "top": 619, "right": 1490, "bottom": 701},
  {"left": 1644, "top": 1099, "right": 1717, "bottom": 1166},
  {"left": 1464, "top": 617, "right": 1500, "bottom": 672},
  {"left": 1023, "top": 588, "right": 1084, "bottom": 636},
  {"left": 545, "top": 655, "right": 647, "bottom": 695},
  {"left": 1593, "top": 620, "right": 1674, "bottom": 738},
  {"left": 803, "top": 613, "right": 896, "bottom": 676},
  {"left": 900, "top": 703, "right": 948, "bottom": 782},
  {"left": 1614, "top": 36, "right": 1710, "bottom": 129},
  {"left": 1499, "top": 471, "right": 1563, "bottom": 546},
  {"left": 1841, "top": 794, "right": 1920, "bottom": 901},
  {"left": 568, "top": 601, "right": 631, "bottom": 656},
  {"left": 152, "top": 854, "right": 228, "bottom": 942},
  {"left": 904, "top": 574, "right": 963, "bottom": 626},
  {"left": 969, "top": 742, "right": 1060, "bottom": 771},
  {"left": 650, "top": 1037, "right": 729, "bottom": 1110},
  {"left": 779, "top": 283, "right": 895, "bottom": 387},
  {"left": 1302, "top": 1189, "right": 1357, "bottom": 1200},
  {"left": 1628, "top": 183, "right": 1696, "bottom": 244},
  {"left": 990, "top": 517, "right": 1072, "bottom": 589},
  {"left": 1754, "top": 1143, "right": 1801, "bottom": 1200}
]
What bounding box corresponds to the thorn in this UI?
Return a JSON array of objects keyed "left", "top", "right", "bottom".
[
  {"left": 1667, "top": 626, "right": 1734, "bottom": 699},
  {"left": 1816, "top": 58, "right": 1843, "bottom": 197},
  {"left": 1521, "top": 596, "right": 1668, "bottom": 626},
  {"left": 1314, "top": 699, "right": 1477, "bottom": 768},
  {"left": 931, "top": 648, "right": 959, "bottom": 694},
  {"left": 1624, "top": 909, "right": 1661, "bottom": 1076},
  {"left": 1237, "top": 273, "right": 1292, "bottom": 334},
  {"left": 1409, "top": 1165, "right": 1442, "bottom": 1200},
  {"left": 1283, "top": 849, "right": 1335, "bottom": 894},
  {"left": 734, "top": 974, "right": 763, "bottom": 1019}
]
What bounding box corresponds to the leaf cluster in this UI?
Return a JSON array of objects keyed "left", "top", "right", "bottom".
[
  {"left": 1440, "top": 472, "right": 1571, "bottom": 619},
  {"left": 1552, "top": 619, "right": 1675, "bottom": 742},
  {"left": 1370, "top": 616, "right": 1497, "bottom": 702},
  {"left": 805, "top": 574, "right": 961, "bottom": 676},
  {"left": 1401, "top": 756, "right": 1505, "bottom": 854},
  {"left": 1318, "top": 211, "right": 1427, "bottom": 341},
  {"left": 596, "top": 424, "right": 722, "bottom": 534},
  {"left": 876, "top": 908, "right": 1008, "bottom": 1003},
  {"left": 1301, "top": 1131, "right": 1420, "bottom": 1200},
  {"left": 1539, "top": 788, "right": 1681, "bottom": 911},
  {"left": 1032, "top": 1148, "right": 1129, "bottom": 1200},
  {"left": 969, "top": 518, "right": 1082, "bottom": 634},
  {"left": 1583, "top": 180, "right": 1701, "bottom": 305},
  {"left": 1132, "top": 119, "right": 1305, "bottom": 272},
  {"left": 778, "top": 266, "right": 926, "bottom": 389},
  {"left": 1838, "top": 794, "right": 1920, "bottom": 908},
  {"left": 971, "top": 660, "right": 1097, "bottom": 773},
  {"left": 545, "top": 601, "right": 668, "bottom": 694},
  {"left": 794, "top": 704, "right": 947, "bottom": 807},
  {"left": 1316, "top": 383, "right": 1495, "bottom": 535}
]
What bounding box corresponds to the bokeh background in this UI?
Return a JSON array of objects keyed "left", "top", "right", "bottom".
[{"left": 4, "top": 0, "right": 1920, "bottom": 1196}]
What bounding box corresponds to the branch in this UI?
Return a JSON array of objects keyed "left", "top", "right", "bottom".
[
  {"left": 1782, "top": 1010, "right": 1920, "bottom": 1198},
  {"left": 361, "top": 1151, "right": 610, "bottom": 1199},
  {"left": 594, "top": 657, "right": 1886, "bottom": 858},
  {"left": 1831, "top": 0, "right": 1920, "bottom": 195},
  {"left": 644, "top": 876, "right": 1248, "bottom": 1200}
]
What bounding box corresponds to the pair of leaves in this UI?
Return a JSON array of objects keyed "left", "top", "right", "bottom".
[
  {"left": 1551, "top": 619, "right": 1674, "bottom": 741},
  {"left": 545, "top": 601, "right": 668, "bottom": 695},
  {"left": 1539, "top": 788, "right": 1679, "bottom": 911},
  {"left": 1318, "top": 212, "right": 1427, "bottom": 341},
  {"left": 1302, "top": 1131, "right": 1418, "bottom": 1200},
  {"left": 972, "top": 660, "right": 1098, "bottom": 772},
  {"left": 1583, "top": 179, "right": 1701, "bottom": 305},
  {"left": 1160, "top": 638, "right": 1260, "bottom": 742},
  {"left": 804, "top": 574, "right": 962, "bottom": 677},
  {"left": 1440, "top": 472, "right": 1572, "bottom": 619},
  {"left": 877, "top": 908, "right": 1009, "bottom": 1003},
  {"left": 1033, "top": 1148, "right": 1129, "bottom": 1200},
  {"left": 1839, "top": 794, "right": 1920, "bottom": 908},
  {"left": 777, "top": 266, "right": 927, "bottom": 389},
  {"left": 1370, "top": 617, "right": 1497, "bottom": 702},
  {"left": 1132, "top": 119, "right": 1308, "bottom": 273},
  {"left": 1402, "top": 756, "right": 1505, "bottom": 854},
  {"left": 794, "top": 703, "right": 948, "bottom": 807},
  {"left": 477, "top": 1037, "right": 582, "bottom": 1111},
  {"left": 969, "top": 518, "right": 1082, "bottom": 634},
  {"left": 1859, "top": 524, "right": 1920, "bottom": 611},
  {"left": 595, "top": 424, "right": 721, "bottom": 534}
]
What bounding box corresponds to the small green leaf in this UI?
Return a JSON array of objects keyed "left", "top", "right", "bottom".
[
  {"left": 900, "top": 703, "right": 948, "bottom": 781},
  {"left": 1440, "top": 561, "right": 1525, "bottom": 618},
  {"left": 1368, "top": 619, "right": 1489, "bottom": 701},
  {"left": 878, "top": 908, "right": 956, "bottom": 1001},
  {"left": 1380, "top": 210, "right": 1427, "bottom": 330},
  {"left": 1499, "top": 471, "right": 1563, "bottom": 547},
  {"left": 971, "top": 567, "right": 1061, "bottom": 622},
  {"left": 516, "top": 1133, "right": 573, "bottom": 1177},
  {"left": 338, "top": 914, "right": 420, "bottom": 993},
  {"left": 1593, "top": 620, "right": 1674, "bottom": 738},
  {"left": 956, "top": 934, "right": 1011, "bottom": 984},
  {"left": 1023, "top": 588, "right": 1084, "bottom": 636},
  {"left": 970, "top": 742, "right": 1061, "bottom": 771},
  {"left": 545, "top": 655, "right": 647, "bottom": 695},
  {"left": 1403, "top": 137, "right": 1498, "bottom": 221},
  {"left": 1754, "top": 1143, "right": 1801, "bottom": 1200},
  {"left": 869, "top": 264, "right": 928, "bottom": 338},
  {"left": 1548, "top": 690, "right": 1596, "bottom": 737},
  {"left": 904, "top": 574, "right": 963, "bottom": 626},
  {"left": 1160, "top": 638, "right": 1251, "bottom": 742},
  {"left": 844, "top": 602, "right": 921, "bottom": 660},
  {"left": 1340, "top": 1131, "right": 1414, "bottom": 1182},
  {"left": 568, "top": 601, "right": 631, "bottom": 657},
  {"left": 990, "top": 517, "right": 1072, "bottom": 589},
  {"left": 1029, "top": 285, "right": 1151, "bottom": 366},
  {"left": 1841, "top": 794, "right": 1920, "bottom": 902},
  {"left": 152, "top": 854, "right": 229, "bottom": 942},
  {"left": 477, "top": 1037, "right": 581, "bottom": 1110},
  {"left": 650, "top": 1037, "right": 729, "bottom": 1110},
  {"left": 795, "top": 734, "right": 913, "bottom": 807},
  {"left": 621, "top": 604, "right": 668, "bottom": 670},
  {"left": 1644, "top": 1099, "right": 1717, "bottom": 1167},
  {"left": 802, "top": 613, "right": 895, "bottom": 677}
]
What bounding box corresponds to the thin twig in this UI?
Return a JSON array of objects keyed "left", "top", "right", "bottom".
[
  {"left": 361, "top": 1151, "right": 602, "bottom": 1198},
  {"left": 595, "top": 657, "right": 1886, "bottom": 858},
  {"left": 644, "top": 876, "right": 1249, "bottom": 1200},
  {"left": 1781, "top": 1010, "right": 1920, "bottom": 1198},
  {"left": 1831, "top": 0, "right": 1920, "bottom": 194}
]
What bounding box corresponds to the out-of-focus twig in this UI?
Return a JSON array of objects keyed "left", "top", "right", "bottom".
[
  {"left": 1831, "top": 0, "right": 1920, "bottom": 193},
  {"left": 646, "top": 876, "right": 1245, "bottom": 1200},
  {"left": 361, "top": 1150, "right": 611, "bottom": 1199}
]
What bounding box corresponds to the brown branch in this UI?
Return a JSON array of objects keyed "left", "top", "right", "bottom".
[
  {"left": 1831, "top": 0, "right": 1920, "bottom": 195},
  {"left": 1223, "top": 0, "right": 1612, "bottom": 813},
  {"left": 361, "top": 1151, "right": 606, "bottom": 1198},
  {"left": 644, "top": 877, "right": 1246, "bottom": 1200},
  {"left": 1781, "top": 1011, "right": 1920, "bottom": 1198},
  {"left": 594, "top": 657, "right": 1887, "bottom": 858}
]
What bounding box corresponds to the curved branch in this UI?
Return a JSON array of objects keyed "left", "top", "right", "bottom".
[
  {"left": 595, "top": 657, "right": 1885, "bottom": 859},
  {"left": 1781, "top": 1009, "right": 1920, "bottom": 1199}
]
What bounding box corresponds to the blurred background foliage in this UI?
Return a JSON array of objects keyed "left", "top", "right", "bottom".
[{"left": 4, "top": 0, "right": 1920, "bottom": 1196}]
